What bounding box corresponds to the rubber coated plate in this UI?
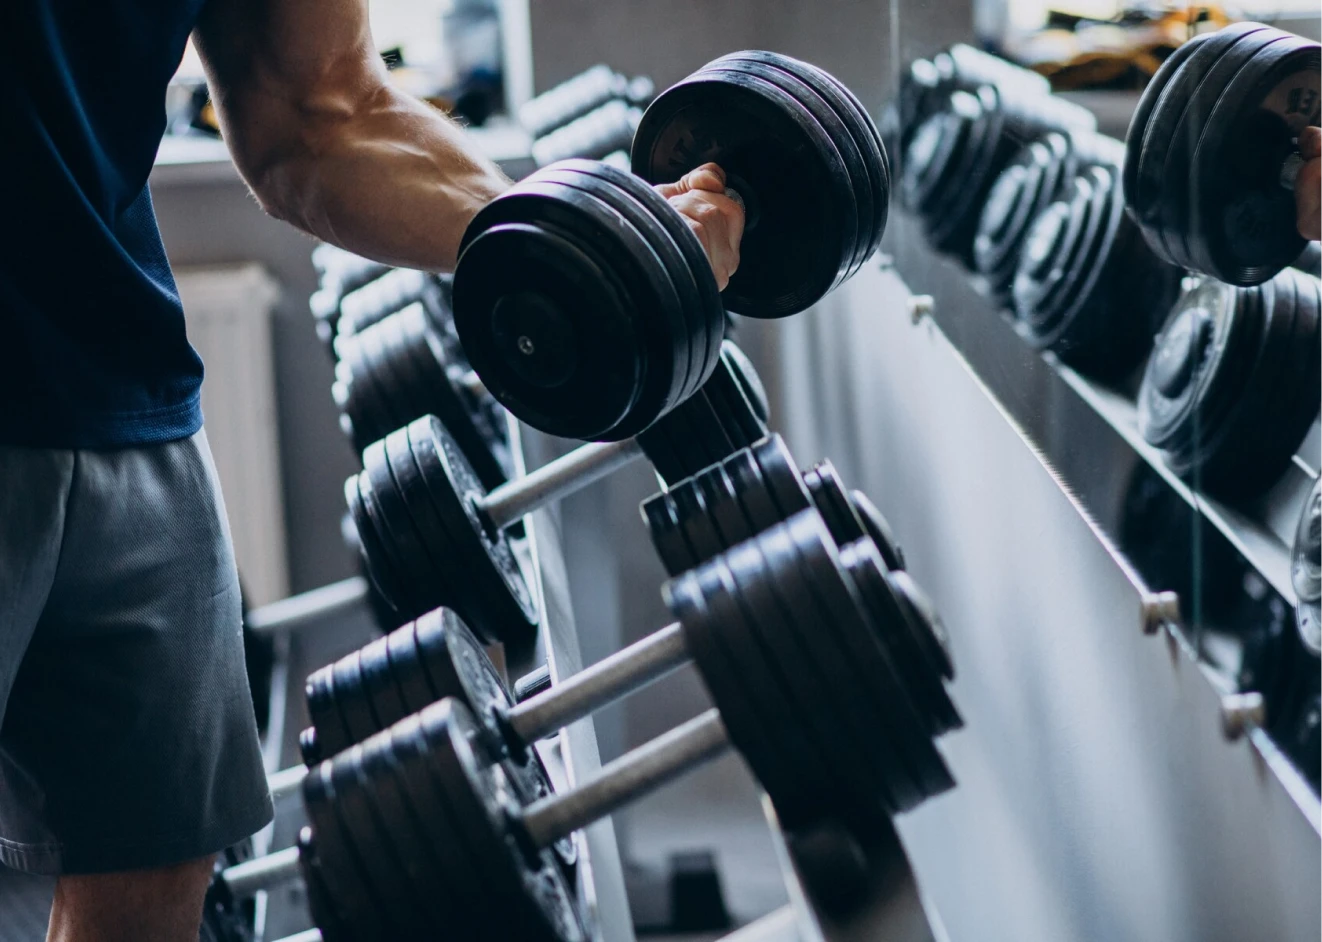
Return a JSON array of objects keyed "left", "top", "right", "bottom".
[
  {"left": 297, "top": 830, "right": 353, "bottom": 942},
  {"left": 382, "top": 427, "right": 454, "bottom": 603},
  {"left": 801, "top": 461, "right": 866, "bottom": 546},
  {"left": 345, "top": 477, "right": 407, "bottom": 615},
  {"left": 698, "top": 350, "right": 764, "bottom": 451},
  {"left": 408, "top": 417, "right": 540, "bottom": 645},
  {"left": 697, "top": 462, "right": 760, "bottom": 559},
  {"left": 849, "top": 489, "right": 907, "bottom": 571},
  {"left": 355, "top": 465, "right": 425, "bottom": 618},
  {"left": 719, "top": 340, "right": 771, "bottom": 428},
  {"left": 330, "top": 650, "right": 380, "bottom": 745},
  {"left": 672, "top": 473, "right": 729, "bottom": 563},
  {"left": 357, "top": 635, "right": 408, "bottom": 736},
  {"left": 724, "top": 445, "right": 784, "bottom": 534},
  {"left": 633, "top": 63, "right": 853, "bottom": 317},
  {"left": 364, "top": 439, "right": 438, "bottom": 612},
  {"left": 418, "top": 701, "right": 588, "bottom": 940},
  {"left": 305, "top": 662, "right": 355, "bottom": 760},
  {"left": 642, "top": 489, "right": 697, "bottom": 576},
  {"left": 386, "top": 617, "right": 445, "bottom": 714}
]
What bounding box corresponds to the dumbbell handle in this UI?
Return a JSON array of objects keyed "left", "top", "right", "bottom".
[
  {"left": 478, "top": 438, "right": 644, "bottom": 532},
  {"left": 268, "top": 763, "right": 309, "bottom": 802},
  {"left": 521, "top": 708, "right": 729, "bottom": 850},
  {"left": 506, "top": 621, "right": 689, "bottom": 744},
  {"left": 221, "top": 845, "right": 302, "bottom": 897},
  {"left": 245, "top": 576, "right": 370, "bottom": 637}
]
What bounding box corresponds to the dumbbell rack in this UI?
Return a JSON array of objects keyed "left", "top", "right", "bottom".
[
  {"left": 847, "top": 213, "right": 1320, "bottom": 939},
  {"left": 251, "top": 411, "right": 947, "bottom": 941}
]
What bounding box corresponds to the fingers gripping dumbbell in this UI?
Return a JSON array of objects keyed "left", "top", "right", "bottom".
[
  {"left": 333, "top": 302, "right": 513, "bottom": 489},
  {"left": 1123, "top": 22, "right": 1320, "bottom": 286},
  {"left": 347, "top": 341, "right": 770, "bottom": 643},
  {"left": 225, "top": 510, "right": 960, "bottom": 942},
  {"left": 455, "top": 52, "right": 889, "bottom": 441}
]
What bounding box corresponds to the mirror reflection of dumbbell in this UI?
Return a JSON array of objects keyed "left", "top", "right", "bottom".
[
  {"left": 455, "top": 51, "right": 889, "bottom": 443},
  {"left": 345, "top": 340, "right": 770, "bottom": 645},
  {"left": 1123, "top": 21, "right": 1320, "bottom": 286},
  {"left": 221, "top": 509, "right": 961, "bottom": 941}
]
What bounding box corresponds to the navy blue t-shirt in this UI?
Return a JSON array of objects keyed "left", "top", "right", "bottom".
[{"left": 1, "top": 1, "right": 209, "bottom": 447}]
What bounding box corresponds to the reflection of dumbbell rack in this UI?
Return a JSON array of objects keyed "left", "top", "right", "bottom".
[{"left": 883, "top": 36, "right": 1322, "bottom": 935}]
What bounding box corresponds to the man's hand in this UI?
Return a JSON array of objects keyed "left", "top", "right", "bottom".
[
  {"left": 1299, "top": 127, "right": 1321, "bottom": 242},
  {"left": 655, "top": 163, "right": 745, "bottom": 290}
]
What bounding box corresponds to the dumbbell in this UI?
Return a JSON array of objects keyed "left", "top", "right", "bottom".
[
  {"left": 899, "top": 82, "right": 1096, "bottom": 264},
  {"left": 454, "top": 51, "right": 888, "bottom": 441},
  {"left": 347, "top": 341, "right": 770, "bottom": 644},
  {"left": 303, "top": 434, "right": 934, "bottom": 769},
  {"left": 1137, "top": 267, "right": 1320, "bottom": 498},
  {"left": 1294, "top": 477, "right": 1321, "bottom": 657},
  {"left": 643, "top": 433, "right": 906, "bottom": 576},
  {"left": 880, "top": 43, "right": 1051, "bottom": 167},
  {"left": 309, "top": 245, "right": 392, "bottom": 347},
  {"left": 972, "top": 129, "right": 1124, "bottom": 305},
  {"left": 332, "top": 302, "right": 513, "bottom": 489},
  {"left": 1012, "top": 158, "right": 1183, "bottom": 378},
  {"left": 1123, "top": 22, "right": 1320, "bottom": 286},
  {"left": 230, "top": 509, "right": 959, "bottom": 941},
  {"left": 334, "top": 267, "right": 457, "bottom": 343},
  {"left": 532, "top": 99, "right": 645, "bottom": 167},
  {"left": 518, "top": 64, "right": 656, "bottom": 139}
]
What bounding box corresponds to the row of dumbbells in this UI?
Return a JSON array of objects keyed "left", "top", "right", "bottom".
[
  {"left": 208, "top": 50, "right": 947, "bottom": 940},
  {"left": 887, "top": 32, "right": 1320, "bottom": 506},
  {"left": 516, "top": 64, "right": 656, "bottom": 169}
]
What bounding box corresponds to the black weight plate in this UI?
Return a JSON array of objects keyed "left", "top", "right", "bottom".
[
  {"left": 569, "top": 160, "right": 726, "bottom": 395},
  {"left": 387, "top": 712, "right": 494, "bottom": 937},
  {"left": 1294, "top": 477, "right": 1322, "bottom": 657},
  {"left": 713, "top": 53, "right": 871, "bottom": 275},
  {"left": 719, "top": 340, "right": 771, "bottom": 429},
  {"left": 340, "top": 339, "right": 396, "bottom": 450},
  {"left": 356, "top": 728, "right": 458, "bottom": 930},
  {"left": 664, "top": 557, "right": 808, "bottom": 829},
  {"left": 392, "top": 425, "right": 468, "bottom": 616},
  {"left": 642, "top": 489, "right": 698, "bottom": 576},
  {"left": 355, "top": 466, "right": 424, "bottom": 618},
  {"left": 848, "top": 489, "right": 907, "bottom": 572},
  {"left": 330, "top": 650, "right": 379, "bottom": 745},
  {"left": 356, "top": 635, "right": 408, "bottom": 734},
  {"left": 1163, "top": 25, "right": 1284, "bottom": 273},
  {"left": 419, "top": 701, "right": 587, "bottom": 940},
  {"left": 1190, "top": 30, "right": 1320, "bottom": 285},
  {"left": 722, "top": 520, "right": 895, "bottom": 831},
  {"left": 383, "top": 424, "right": 455, "bottom": 597},
  {"left": 385, "top": 617, "right": 444, "bottom": 714},
  {"left": 750, "top": 435, "right": 814, "bottom": 523},
  {"left": 539, "top": 164, "right": 706, "bottom": 403},
  {"left": 636, "top": 420, "right": 690, "bottom": 491},
  {"left": 360, "top": 315, "right": 417, "bottom": 433},
  {"left": 846, "top": 547, "right": 961, "bottom": 737},
  {"left": 800, "top": 461, "right": 864, "bottom": 546},
  {"left": 760, "top": 513, "right": 926, "bottom": 815},
  {"left": 724, "top": 445, "right": 784, "bottom": 535},
  {"left": 633, "top": 64, "right": 852, "bottom": 318},
  {"left": 305, "top": 663, "right": 355, "bottom": 761},
  {"left": 454, "top": 184, "right": 668, "bottom": 442},
  {"left": 772, "top": 512, "right": 931, "bottom": 812},
  {"left": 330, "top": 746, "right": 432, "bottom": 935},
  {"left": 647, "top": 388, "right": 734, "bottom": 483},
  {"left": 671, "top": 473, "right": 729, "bottom": 564},
  {"left": 530, "top": 168, "right": 698, "bottom": 410},
  {"left": 1132, "top": 25, "right": 1265, "bottom": 226},
  {"left": 408, "top": 417, "right": 540, "bottom": 645},
  {"left": 298, "top": 830, "right": 353, "bottom": 942},
  {"left": 363, "top": 440, "right": 436, "bottom": 611},
  {"left": 302, "top": 763, "right": 397, "bottom": 941},
  {"left": 698, "top": 351, "right": 763, "bottom": 451},
  {"left": 1123, "top": 33, "right": 1207, "bottom": 221},
  {"left": 345, "top": 476, "right": 406, "bottom": 612},
  {"left": 697, "top": 462, "right": 759, "bottom": 556}
]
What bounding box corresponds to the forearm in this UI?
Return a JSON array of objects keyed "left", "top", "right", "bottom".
[{"left": 232, "top": 81, "right": 509, "bottom": 271}]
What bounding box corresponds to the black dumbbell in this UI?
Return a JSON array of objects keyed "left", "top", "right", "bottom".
[
  {"left": 643, "top": 433, "right": 906, "bottom": 576},
  {"left": 519, "top": 64, "right": 655, "bottom": 139},
  {"left": 346, "top": 341, "right": 769, "bottom": 643},
  {"left": 332, "top": 303, "right": 513, "bottom": 489},
  {"left": 900, "top": 82, "right": 1095, "bottom": 264},
  {"left": 238, "top": 509, "right": 956, "bottom": 942},
  {"left": 334, "top": 267, "right": 457, "bottom": 343},
  {"left": 454, "top": 51, "right": 887, "bottom": 441},
  {"left": 1294, "top": 478, "right": 1321, "bottom": 657},
  {"left": 1123, "top": 22, "right": 1320, "bottom": 286},
  {"left": 1138, "top": 268, "right": 1320, "bottom": 498},
  {"left": 880, "top": 43, "right": 1051, "bottom": 168},
  {"left": 310, "top": 245, "right": 393, "bottom": 347},
  {"left": 1012, "top": 159, "right": 1184, "bottom": 378},
  {"left": 973, "top": 129, "right": 1124, "bottom": 305}
]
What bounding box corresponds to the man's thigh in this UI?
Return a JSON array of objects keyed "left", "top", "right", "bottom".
[{"left": 0, "top": 430, "right": 273, "bottom": 875}]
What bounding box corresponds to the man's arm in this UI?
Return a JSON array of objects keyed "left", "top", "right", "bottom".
[{"left": 191, "top": 0, "right": 742, "bottom": 282}]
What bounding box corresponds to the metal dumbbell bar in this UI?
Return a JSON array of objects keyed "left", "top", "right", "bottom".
[
  {"left": 347, "top": 340, "right": 769, "bottom": 643},
  {"left": 1123, "top": 22, "right": 1320, "bottom": 286},
  {"left": 221, "top": 509, "right": 960, "bottom": 941},
  {"left": 455, "top": 51, "right": 888, "bottom": 441}
]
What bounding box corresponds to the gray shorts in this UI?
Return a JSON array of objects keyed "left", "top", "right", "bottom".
[{"left": 0, "top": 430, "right": 274, "bottom": 875}]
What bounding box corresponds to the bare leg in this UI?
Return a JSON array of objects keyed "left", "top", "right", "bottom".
[{"left": 46, "top": 855, "right": 217, "bottom": 942}]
